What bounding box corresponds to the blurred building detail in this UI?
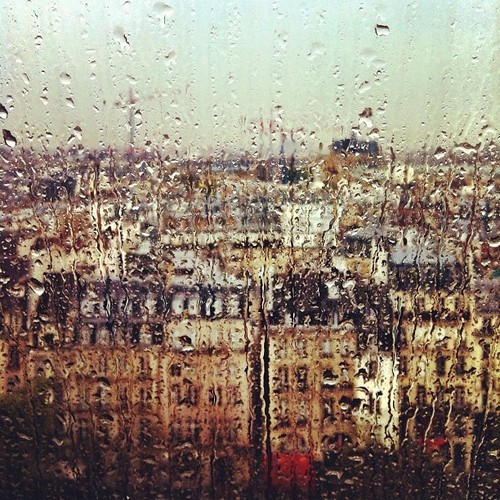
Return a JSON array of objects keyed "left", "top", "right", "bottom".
[{"left": 0, "top": 147, "right": 498, "bottom": 497}]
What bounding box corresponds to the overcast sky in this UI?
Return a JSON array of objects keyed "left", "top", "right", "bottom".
[{"left": 1, "top": 0, "right": 497, "bottom": 156}]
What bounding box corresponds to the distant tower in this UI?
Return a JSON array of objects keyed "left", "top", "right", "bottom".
[
  {"left": 280, "top": 132, "right": 287, "bottom": 184},
  {"left": 114, "top": 89, "right": 164, "bottom": 157},
  {"left": 115, "top": 89, "right": 138, "bottom": 152}
]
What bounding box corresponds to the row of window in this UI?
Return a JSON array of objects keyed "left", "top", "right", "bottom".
[
  {"left": 80, "top": 290, "right": 245, "bottom": 319},
  {"left": 272, "top": 337, "right": 355, "bottom": 359},
  {"left": 273, "top": 366, "right": 354, "bottom": 394},
  {"left": 399, "top": 354, "right": 466, "bottom": 376},
  {"left": 169, "top": 384, "right": 242, "bottom": 407},
  {"left": 401, "top": 385, "right": 469, "bottom": 409}
]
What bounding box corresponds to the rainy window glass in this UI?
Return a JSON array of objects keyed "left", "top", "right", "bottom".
[{"left": 0, "top": 1, "right": 498, "bottom": 498}]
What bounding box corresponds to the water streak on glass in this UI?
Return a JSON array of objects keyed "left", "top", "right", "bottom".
[{"left": 0, "top": 0, "right": 498, "bottom": 498}]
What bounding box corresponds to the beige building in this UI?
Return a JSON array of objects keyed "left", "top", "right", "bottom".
[
  {"left": 267, "top": 324, "right": 358, "bottom": 463},
  {"left": 394, "top": 285, "right": 486, "bottom": 472}
]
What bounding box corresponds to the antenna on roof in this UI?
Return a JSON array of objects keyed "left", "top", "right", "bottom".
[{"left": 115, "top": 89, "right": 137, "bottom": 151}]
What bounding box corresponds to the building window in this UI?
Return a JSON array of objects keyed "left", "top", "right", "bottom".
[
  {"left": 456, "top": 355, "right": 466, "bottom": 375},
  {"left": 7, "top": 346, "right": 20, "bottom": 371},
  {"left": 78, "top": 418, "right": 89, "bottom": 441},
  {"left": 296, "top": 338, "right": 308, "bottom": 358},
  {"left": 276, "top": 398, "right": 290, "bottom": 428},
  {"left": 321, "top": 338, "right": 333, "bottom": 358},
  {"left": 322, "top": 397, "right": 335, "bottom": 425},
  {"left": 297, "top": 399, "right": 309, "bottom": 426},
  {"left": 227, "top": 386, "right": 242, "bottom": 405},
  {"left": 417, "top": 385, "right": 426, "bottom": 407},
  {"left": 296, "top": 366, "right": 308, "bottom": 392},
  {"left": 435, "top": 388, "right": 446, "bottom": 408},
  {"left": 436, "top": 355, "right": 446, "bottom": 377},
  {"left": 274, "top": 366, "right": 289, "bottom": 393},
  {"left": 453, "top": 443, "right": 465, "bottom": 470},
  {"left": 172, "top": 294, "right": 185, "bottom": 315},
  {"left": 186, "top": 385, "right": 199, "bottom": 406},
  {"left": 399, "top": 355, "right": 408, "bottom": 376},
  {"left": 170, "top": 363, "right": 182, "bottom": 377},
  {"left": 171, "top": 384, "right": 182, "bottom": 406},
  {"left": 454, "top": 386, "right": 466, "bottom": 408}
]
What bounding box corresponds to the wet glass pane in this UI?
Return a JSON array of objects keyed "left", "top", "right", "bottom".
[{"left": 0, "top": 0, "right": 498, "bottom": 498}]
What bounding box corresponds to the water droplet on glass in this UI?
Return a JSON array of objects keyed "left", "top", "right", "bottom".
[
  {"left": 126, "top": 75, "right": 138, "bottom": 85},
  {"left": 164, "top": 51, "right": 176, "bottom": 68},
  {"left": 375, "top": 24, "right": 390, "bottom": 36},
  {"left": 113, "top": 26, "right": 130, "bottom": 47},
  {"left": 433, "top": 147, "right": 447, "bottom": 160},
  {"left": 307, "top": 42, "right": 326, "bottom": 60},
  {"left": 29, "top": 278, "right": 45, "bottom": 296},
  {"left": 59, "top": 72, "right": 72, "bottom": 86},
  {"left": 66, "top": 97, "right": 75, "bottom": 108},
  {"left": 0, "top": 104, "right": 7, "bottom": 119},
  {"left": 74, "top": 126, "right": 82, "bottom": 140},
  {"left": 2, "top": 129, "right": 17, "bottom": 147},
  {"left": 153, "top": 2, "right": 173, "bottom": 20}
]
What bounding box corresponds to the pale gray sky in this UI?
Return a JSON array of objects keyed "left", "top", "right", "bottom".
[{"left": 1, "top": 0, "right": 498, "bottom": 156}]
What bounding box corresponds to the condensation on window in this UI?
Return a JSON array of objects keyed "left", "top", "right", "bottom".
[{"left": 0, "top": 0, "right": 498, "bottom": 498}]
